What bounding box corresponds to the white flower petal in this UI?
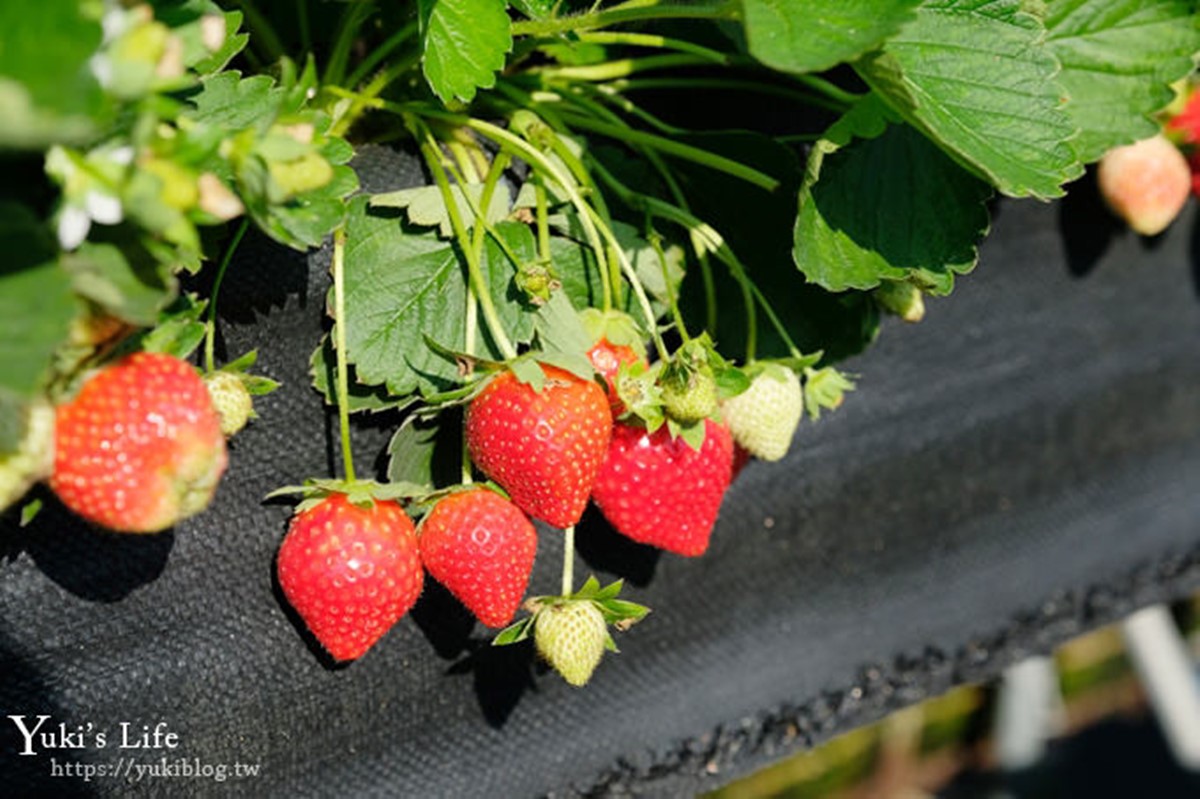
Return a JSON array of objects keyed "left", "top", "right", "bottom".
[
  {"left": 58, "top": 206, "right": 91, "bottom": 250},
  {"left": 84, "top": 191, "right": 123, "bottom": 225}
]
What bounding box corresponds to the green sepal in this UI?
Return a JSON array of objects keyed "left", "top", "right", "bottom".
[
  {"left": 492, "top": 614, "right": 536, "bottom": 646},
  {"left": 578, "top": 308, "right": 646, "bottom": 357},
  {"left": 422, "top": 333, "right": 505, "bottom": 378},
  {"left": 211, "top": 349, "right": 281, "bottom": 396},
  {"left": 20, "top": 498, "right": 43, "bottom": 527},
  {"left": 803, "top": 366, "right": 857, "bottom": 420},
  {"left": 666, "top": 417, "right": 708, "bottom": 452},
  {"left": 264, "top": 478, "right": 434, "bottom": 513}
]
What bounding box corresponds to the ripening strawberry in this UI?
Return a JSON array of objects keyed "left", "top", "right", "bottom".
[
  {"left": 591, "top": 419, "right": 734, "bottom": 557},
  {"left": 51, "top": 352, "right": 227, "bottom": 533},
  {"left": 277, "top": 493, "right": 423, "bottom": 662},
  {"left": 720, "top": 364, "right": 803, "bottom": 462},
  {"left": 417, "top": 487, "right": 537, "bottom": 628},
  {"left": 587, "top": 338, "right": 642, "bottom": 416},
  {"left": 1097, "top": 135, "right": 1191, "bottom": 236},
  {"left": 466, "top": 364, "right": 612, "bottom": 528},
  {"left": 204, "top": 371, "right": 253, "bottom": 437},
  {"left": 0, "top": 401, "right": 55, "bottom": 513},
  {"left": 535, "top": 600, "right": 609, "bottom": 687}
]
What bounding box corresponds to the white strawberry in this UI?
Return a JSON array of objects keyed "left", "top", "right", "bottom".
[
  {"left": 720, "top": 363, "right": 803, "bottom": 462},
  {"left": 534, "top": 600, "right": 609, "bottom": 687}
]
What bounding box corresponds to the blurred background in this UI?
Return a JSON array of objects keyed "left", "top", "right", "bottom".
[{"left": 709, "top": 593, "right": 1200, "bottom": 799}]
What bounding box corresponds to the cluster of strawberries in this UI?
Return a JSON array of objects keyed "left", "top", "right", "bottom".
[
  {"left": 277, "top": 332, "right": 807, "bottom": 681},
  {"left": 8, "top": 308, "right": 808, "bottom": 686}
]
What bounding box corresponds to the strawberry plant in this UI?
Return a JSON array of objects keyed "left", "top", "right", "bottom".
[{"left": 1, "top": 1, "right": 1198, "bottom": 681}]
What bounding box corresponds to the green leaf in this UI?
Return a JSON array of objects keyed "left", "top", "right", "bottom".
[
  {"left": 370, "top": 184, "right": 512, "bottom": 238},
  {"left": 508, "top": 357, "right": 546, "bottom": 390},
  {"left": 61, "top": 243, "right": 178, "bottom": 326},
  {"left": 0, "top": 0, "right": 107, "bottom": 148},
  {"left": 742, "top": 0, "right": 922, "bottom": 73},
  {"left": 187, "top": 71, "right": 283, "bottom": 129},
  {"left": 532, "top": 291, "right": 596, "bottom": 380},
  {"left": 419, "top": 0, "right": 512, "bottom": 104},
  {"left": 855, "top": 0, "right": 1083, "bottom": 198},
  {"left": 671, "top": 132, "right": 880, "bottom": 364},
  {"left": 136, "top": 294, "right": 208, "bottom": 360},
  {"left": 310, "top": 335, "right": 410, "bottom": 414},
  {"left": 794, "top": 117, "right": 993, "bottom": 295},
  {"left": 492, "top": 615, "right": 535, "bottom": 646},
  {"left": 340, "top": 200, "right": 537, "bottom": 398},
  {"left": 549, "top": 217, "right": 684, "bottom": 317},
  {"left": 1045, "top": 0, "right": 1200, "bottom": 163},
  {"left": 0, "top": 204, "right": 75, "bottom": 402},
  {"left": 256, "top": 163, "right": 357, "bottom": 251},
  {"left": 387, "top": 413, "right": 459, "bottom": 487},
  {"left": 510, "top": 0, "right": 557, "bottom": 20}
]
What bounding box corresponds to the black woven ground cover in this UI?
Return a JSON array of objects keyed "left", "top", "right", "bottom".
[{"left": 1, "top": 158, "right": 1197, "bottom": 797}]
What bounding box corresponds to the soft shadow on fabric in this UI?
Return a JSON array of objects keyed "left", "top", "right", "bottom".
[{"left": 1, "top": 488, "right": 173, "bottom": 603}]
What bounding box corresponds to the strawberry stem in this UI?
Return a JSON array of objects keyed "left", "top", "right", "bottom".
[
  {"left": 510, "top": 0, "right": 740, "bottom": 38},
  {"left": 332, "top": 227, "right": 357, "bottom": 483},
  {"left": 408, "top": 115, "right": 518, "bottom": 361},
  {"left": 203, "top": 217, "right": 249, "bottom": 374},
  {"left": 562, "top": 525, "right": 576, "bottom": 596}
]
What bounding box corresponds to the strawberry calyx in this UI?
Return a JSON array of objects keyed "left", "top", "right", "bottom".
[
  {"left": 265, "top": 477, "right": 434, "bottom": 514},
  {"left": 492, "top": 575, "right": 649, "bottom": 649},
  {"left": 803, "top": 365, "right": 856, "bottom": 421}
]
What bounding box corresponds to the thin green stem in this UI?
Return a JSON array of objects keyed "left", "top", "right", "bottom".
[
  {"left": 204, "top": 218, "right": 249, "bottom": 374},
  {"left": 296, "top": 0, "right": 311, "bottom": 54},
  {"left": 410, "top": 117, "right": 518, "bottom": 361},
  {"left": 324, "top": 0, "right": 375, "bottom": 87},
  {"left": 551, "top": 110, "right": 779, "bottom": 191},
  {"left": 561, "top": 526, "right": 576, "bottom": 596},
  {"left": 648, "top": 232, "right": 689, "bottom": 343},
  {"left": 607, "top": 77, "right": 851, "bottom": 113},
  {"left": 511, "top": 0, "right": 739, "bottom": 37},
  {"left": 229, "top": 0, "right": 285, "bottom": 64},
  {"left": 345, "top": 20, "right": 419, "bottom": 88},
  {"left": 569, "top": 31, "right": 730, "bottom": 63},
  {"left": 572, "top": 83, "right": 684, "bottom": 136},
  {"left": 534, "top": 54, "right": 719, "bottom": 83},
  {"left": 535, "top": 179, "right": 551, "bottom": 263},
  {"left": 592, "top": 162, "right": 799, "bottom": 360},
  {"left": 332, "top": 228, "right": 357, "bottom": 483}
]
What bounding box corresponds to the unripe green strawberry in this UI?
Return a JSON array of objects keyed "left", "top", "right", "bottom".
[
  {"left": 51, "top": 352, "right": 227, "bottom": 533},
  {"left": 660, "top": 366, "right": 717, "bottom": 425},
  {"left": 204, "top": 371, "right": 253, "bottom": 437},
  {"left": 720, "top": 364, "right": 803, "bottom": 462},
  {"left": 0, "top": 401, "right": 55, "bottom": 513},
  {"left": 873, "top": 280, "right": 926, "bottom": 323},
  {"left": 535, "top": 600, "right": 609, "bottom": 687},
  {"left": 1097, "top": 135, "right": 1190, "bottom": 236}
]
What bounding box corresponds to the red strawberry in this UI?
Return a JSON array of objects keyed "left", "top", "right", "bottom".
[
  {"left": 277, "top": 492, "right": 423, "bottom": 661},
  {"left": 417, "top": 487, "right": 537, "bottom": 628},
  {"left": 591, "top": 419, "right": 734, "bottom": 557},
  {"left": 466, "top": 364, "right": 612, "bottom": 528},
  {"left": 587, "top": 338, "right": 642, "bottom": 416},
  {"left": 51, "top": 352, "right": 227, "bottom": 533},
  {"left": 1166, "top": 87, "right": 1200, "bottom": 145}
]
